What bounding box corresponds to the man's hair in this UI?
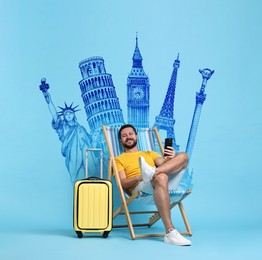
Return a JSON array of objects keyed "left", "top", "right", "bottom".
[{"left": 118, "top": 124, "right": 137, "bottom": 140}]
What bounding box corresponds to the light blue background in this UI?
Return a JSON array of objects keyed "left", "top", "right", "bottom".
[{"left": 1, "top": 0, "right": 261, "bottom": 259}]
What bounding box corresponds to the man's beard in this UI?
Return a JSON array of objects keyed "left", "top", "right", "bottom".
[{"left": 122, "top": 139, "right": 137, "bottom": 149}]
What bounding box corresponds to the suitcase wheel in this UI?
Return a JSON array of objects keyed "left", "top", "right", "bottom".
[
  {"left": 76, "top": 231, "right": 83, "bottom": 238},
  {"left": 102, "top": 231, "right": 110, "bottom": 238}
]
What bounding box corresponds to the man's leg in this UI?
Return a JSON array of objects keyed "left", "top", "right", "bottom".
[
  {"left": 155, "top": 152, "right": 188, "bottom": 177},
  {"left": 139, "top": 152, "right": 188, "bottom": 183},
  {"left": 153, "top": 173, "right": 173, "bottom": 232},
  {"left": 153, "top": 173, "right": 191, "bottom": 246}
]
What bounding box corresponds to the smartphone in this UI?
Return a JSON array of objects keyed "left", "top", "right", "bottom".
[{"left": 164, "top": 138, "right": 173, "bottom": 156}]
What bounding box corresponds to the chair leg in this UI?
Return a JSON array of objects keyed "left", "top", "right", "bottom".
[
  {"left": 112, "top": 166, "right": 137, "bottom": 239},
  {"left": 107, "top": 158, "right": 113, "bottom": 180},
  {"left": 178, "top": 202, "right": 192, "bottom": 236},
  {"left": 148, "top": 212, "right": 161, "bottom": 227},
  {"left": 113, "top": 192, "right": 138, "bottom": 218}
]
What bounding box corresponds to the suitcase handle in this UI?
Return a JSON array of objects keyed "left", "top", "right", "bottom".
[
  {"left": 85, "top": 148, "right": 103, "bottom": 178},
  {"left": 85, "top": 176, "right": 101, "bottom": 181}
]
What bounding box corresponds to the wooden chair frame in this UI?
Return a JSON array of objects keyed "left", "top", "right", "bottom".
[{"left": 102, "top": 125, "right": 192, "bottom": 239}]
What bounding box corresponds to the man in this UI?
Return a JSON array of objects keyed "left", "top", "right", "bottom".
[{"left": 115, "top": 124, "right": 191, "bottom": 246}]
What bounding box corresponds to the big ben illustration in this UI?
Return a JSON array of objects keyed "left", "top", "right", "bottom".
[{"left": 127, "top": 35, "right": 150, "bottom": 128}]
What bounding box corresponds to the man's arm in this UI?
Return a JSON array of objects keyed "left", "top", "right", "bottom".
[
  {"left": 154, "top": 146, "right": 176, "bottom": 166},
  {"left": 118, "top": 170, "right": 142, "bottom": 190}
]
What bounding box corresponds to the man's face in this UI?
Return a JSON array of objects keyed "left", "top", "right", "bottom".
[{"left": 120, "top": 127, "right": 138, "bottom": 149}]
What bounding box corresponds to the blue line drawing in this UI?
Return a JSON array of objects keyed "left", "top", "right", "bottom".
[
  {"left": 39, "top": 78, "right": 91, "bottom": 184},
  {"left": 179, "top": 68, "right": 214, "bottom": 190},
  {"left": 78, "top": 56, "right": 125, "bottom": 177},
  {"left": 127, "top": 34, "right": 150, "bottom": 128},
  {"left": 39, "top": 35, "right": 214, "bottom": 190},
  {"left": 186, "top": 68, "right": 214, "bottom": 162},
  {"left": 154, "top": 54, "right": 181, "bottom": 153},
  {"left": 78, "top": 56, "right": 125, "bottom": 133}
]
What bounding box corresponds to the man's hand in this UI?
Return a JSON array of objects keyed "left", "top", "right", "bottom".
[{"left": 164, "top": 146, "right": 176, "bottom": 158}]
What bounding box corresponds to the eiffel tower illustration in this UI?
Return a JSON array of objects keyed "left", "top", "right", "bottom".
[{"left": 153, "top": 54, "right": 180, "bottom": 151}]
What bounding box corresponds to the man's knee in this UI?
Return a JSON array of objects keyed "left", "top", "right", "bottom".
[
  {"left": 179, "top": 152, "right": 188, "bottom": 167},
  {"left": 154, "top": 173, "right": 168, "bottom": 188}
]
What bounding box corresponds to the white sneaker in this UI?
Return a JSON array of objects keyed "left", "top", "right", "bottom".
[
  {"left": 164, "top": 229, "right": 192, "bottom": 246},
  {"left": 138, "top": 156, "right": 156, "bottom": 182},
  {"left": 133, "top": 180, "right": 154, "bottom": 195}
]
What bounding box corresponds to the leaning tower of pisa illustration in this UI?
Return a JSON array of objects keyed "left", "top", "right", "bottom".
[{"left": 78, "top": 56, "right": 125, "bottom": 135}]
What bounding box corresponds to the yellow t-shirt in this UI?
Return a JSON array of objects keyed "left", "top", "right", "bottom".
[{"left": 115, "top": 151, "right": 161, "bottom": 180}]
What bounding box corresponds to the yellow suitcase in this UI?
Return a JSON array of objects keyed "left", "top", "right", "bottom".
[{"left": 73, "top": 149, "right": 112, "bottom": 238}]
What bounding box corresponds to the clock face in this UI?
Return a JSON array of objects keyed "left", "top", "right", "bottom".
[{"left": 132, "top": 86, "right": 144, "bottom": 99}]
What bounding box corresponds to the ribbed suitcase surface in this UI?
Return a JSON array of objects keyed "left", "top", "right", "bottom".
[
  {"left": 75, "top": 181, "right": 112, "bottom": 230},
  {"left": 73, "top": 149, "right": 112, "bottom": 238}
]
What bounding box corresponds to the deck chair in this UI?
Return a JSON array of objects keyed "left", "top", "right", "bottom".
[{"left": 102, "top": 125, "right": 192, "bottom": 239}]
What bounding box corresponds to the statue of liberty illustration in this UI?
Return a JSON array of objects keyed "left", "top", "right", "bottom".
[{"left": 39, "top": 78, "right": 91, "bottom": 184}]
